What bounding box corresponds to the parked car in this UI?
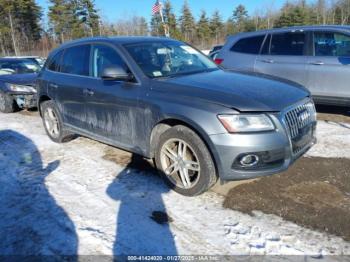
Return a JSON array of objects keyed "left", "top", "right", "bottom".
[
  {"left": 0, "top": 58, "right": 41, "bottom": 74},
  {"left": 37, "top": 37, "right": 316, "bottom": 196},
  {"left": 209, "top": 45, "right": 223, "bottom": 57},
  {"left": 4, "top": 56, "right": 46, "bottom": 67},
  {"left": 0, "top": 73, "right": 38, "bottom": 113},
  {"left": 0, "top": 58, "right": 39, "bottom": 113},
  {"left": 215, "top": 25, "right": 350, "bottom": 107},
  {"left": 209, "top": 50, "right": 220, "bottom": 60}
]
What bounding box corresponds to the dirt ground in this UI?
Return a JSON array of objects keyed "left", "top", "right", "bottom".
[
  {"left": 223, "top": 157, "right": 350, "bottom": 241},
  {"left": 316, "top": 104, "right": 350, "bottom": 124}
]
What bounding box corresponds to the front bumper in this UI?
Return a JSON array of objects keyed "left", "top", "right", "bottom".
[
  {"left": 12, "top": 93, "right": 37, "bottom": 109},
  {"left": 210, "top": 113, "right": 317, "bottom": 181}
]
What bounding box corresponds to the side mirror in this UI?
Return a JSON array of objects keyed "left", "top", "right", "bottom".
[{"left": 101, "top": 65, "right": 131, "bottom": 81}]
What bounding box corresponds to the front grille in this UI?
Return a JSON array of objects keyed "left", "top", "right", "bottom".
[{"left": 283, "top": 100, "right": 316, "bottom": 154}]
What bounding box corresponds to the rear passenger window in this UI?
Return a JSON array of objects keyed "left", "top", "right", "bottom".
[
  {"left": 314, "top": 32, "right": 350, "bottom": 57},
  {"left": 270, "top": 32, "right": 306, "bottom": 56},
  {"left": 47, "top": 50, "right": 63, "bottom": 72},
  {"left": 230, "top": 35, "right": 265, "bottom": 54},
  {"left": 92, "top": 44, "right": 126, "bottom": 78},
  {"left": 61, "top": 45, "right": 90, "bottom": 76}
]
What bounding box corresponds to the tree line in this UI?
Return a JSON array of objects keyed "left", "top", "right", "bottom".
[{"left": 0, "top": 0, "right": 350, "bottom": 56}]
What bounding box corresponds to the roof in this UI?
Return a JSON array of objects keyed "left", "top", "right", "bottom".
[
  {"left": 0, "top": 57, "right": 34, "bottom": 62},
  {"left": 3, "top": 56, "right": 42, "bottom": 59},
  {"left": 228, "top": 25, "right": 350, "bottom": 39},
  {"left": 58, "top": 36, "right": 179, "bottom": 49}
]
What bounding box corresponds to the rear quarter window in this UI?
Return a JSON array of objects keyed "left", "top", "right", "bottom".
[{"left": 230, "top": 35, "right": 266, "bottom": 54}]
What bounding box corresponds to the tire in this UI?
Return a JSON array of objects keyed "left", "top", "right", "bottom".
[
  {"left": 40, "top": 100, "right": 74, "bottom": 143},
  {"left": 0, "top": 91, "right": 17, "bottom": 113},
  {"left": 155, "top": 125, "right": 217, "bottom": 196}
]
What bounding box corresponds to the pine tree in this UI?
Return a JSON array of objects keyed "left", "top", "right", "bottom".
[
  {"left": 0, "top": 0, "right": 42, "bottom": 55},
  {"left": 163, "top": 0, "right": 181, "bottom": 39},
  {"left": 232, "top": 4, "right": 248, "bottom": 32},
  {"left": 209, "top": 10, "right": 224, "bottom": 45},
  {"left": 150, "top": 14, "right": 162, "bottom": 36},
  {"left": 79, "top": 0, "right": 100, "bottom": 36},
  {"left": 275, "top": 2, "right": 309, "bottom": 28},
  {"left": 138, "top": 17, "right": 148, "bottom": 35},
  {"left": 48, "top": 0, "right": 69, "bottom": 42},
  {"left": 225, "top": 18, "right": 235, "bottom": 35},
  {"left": 179, "top": 0, "right": 195, "bottom": 42},
  {"left": 197, "top": 10, "right": 210, "bottom": 47}
]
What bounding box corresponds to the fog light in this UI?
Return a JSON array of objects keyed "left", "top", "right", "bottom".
[{"left": 239, "top": 154, "right": 259, "bottom": 167}]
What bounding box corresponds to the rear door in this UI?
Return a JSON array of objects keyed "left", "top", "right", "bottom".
[
  {"left": 255, "top": 31, "right": 309, "bottom": 87},
  {"left": 221, "top": 34, "right": 265, "bottom": 71},
  {"left": 53, "top": 44, "right": 91, "bottom": 129},
  {"left": 306, "top": 30, "right": 350, "bottom": 104}
]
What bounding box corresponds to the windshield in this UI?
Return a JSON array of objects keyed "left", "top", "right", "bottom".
[
  {"left": 0, "top": 59, "right": 41, "bottom": 74},
  {"left": 125, "top": 42, "right": 218, "bottom": 78}
]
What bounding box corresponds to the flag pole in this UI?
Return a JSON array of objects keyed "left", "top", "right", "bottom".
[{"left": 159, "top": 1, "right": 170, "bottom": 37}]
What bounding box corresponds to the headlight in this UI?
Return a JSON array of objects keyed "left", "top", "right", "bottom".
[
  {"left": 6, "top": 83, "right": 36, "bottom": 93},
  {"left": 218, "top": 114, "right": 275, "bottom": 133}
]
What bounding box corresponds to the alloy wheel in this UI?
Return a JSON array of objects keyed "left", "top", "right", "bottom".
[
  {"left": 44, "top": 107, "right": 60, "bottom": 138},
  {"left": 160, "top": 138, "right": 200, "bottom": 189}
]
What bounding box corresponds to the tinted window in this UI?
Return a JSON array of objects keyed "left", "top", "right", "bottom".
[
  {"left": 314, "top": 32, "right": 350, "bottom": 57},
  {"left": 231, "top": 35, "right": 265, "bottom": 54},
  {"left": 92, "top": 45, "right": 126, "bottom": 78},
  {"left": 270, "top": 32, "right": 306, "bottom": 56},
  {"left": 61, "top": 45, "right": 90, "bottom": 76},
  {"left": 48, "top": 51, "right": 63, "bottom": 72}
]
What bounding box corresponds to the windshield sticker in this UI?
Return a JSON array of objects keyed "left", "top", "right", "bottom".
[
  {"left": 180, "top": 45, "right": 199, "bottom": 54},
  {"left": 157, "top": 48, "right": 169, "bottom": 54},
  {"left": 153, "top": 71, "right": 163, "bottom": 77}
]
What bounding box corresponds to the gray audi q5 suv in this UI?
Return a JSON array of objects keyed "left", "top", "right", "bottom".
[
  {"left": 216, "top": 25, "right": 350, "bottom": 107},
  {"left": 37, "top": 37, "right": 317, "bottom": 196}
]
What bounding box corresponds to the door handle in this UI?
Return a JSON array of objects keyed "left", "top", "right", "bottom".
[
  {"left": 83, "top": 88, "right": 94, "bottom": 96},
  {"left": 49, "top": 83, "right": 58, "bottom": 89},
  {"left": 260, "top": 59, "right": 274, "bottom": 64},
  {"left": 310, "top": 61, "right": 324, "bottom": 65}
]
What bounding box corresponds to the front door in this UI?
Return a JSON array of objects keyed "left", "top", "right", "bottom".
[
  {"left": 306, "top": 31, "right": 350, "bottom": 104},
  {"left": 255, "top": 32, "right": 309, "bottom": 87},
  {"left": 84, "top": 43, "right": 141, "bottom": 150}
]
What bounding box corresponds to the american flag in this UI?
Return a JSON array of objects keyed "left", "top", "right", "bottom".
[{"left": 152, "top": 0, "right": 162, "bottom": 15}]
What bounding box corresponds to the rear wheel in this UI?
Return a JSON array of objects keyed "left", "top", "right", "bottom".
[
  {"left": 155, "top": 125, "right": 217, "bottom": 196},
  {"left": 41, "top": 100, "right": 74, "bottom": 143},
  {"left": 0, "top": 91, "right": 17, "bottom": 113}
]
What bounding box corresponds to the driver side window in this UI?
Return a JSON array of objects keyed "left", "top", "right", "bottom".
[{"left": 92, "top": 44, "right": 127, "bottom": 78}]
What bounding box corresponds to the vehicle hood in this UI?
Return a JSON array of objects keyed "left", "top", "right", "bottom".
[
  {"left": 154, "top": 69, "right": 310, "bottom": 112},
  {"left": 0, "top": 73, "right": 37, "bottom": 87}
]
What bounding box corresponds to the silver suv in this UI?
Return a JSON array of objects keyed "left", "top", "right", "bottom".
[{"left": 216, "top": 25, "right": 350, "bottom": 107}]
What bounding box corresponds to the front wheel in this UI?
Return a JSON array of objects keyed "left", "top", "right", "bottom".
[{"left": 155, "top": 125, "right": 217, "bottom": 196}]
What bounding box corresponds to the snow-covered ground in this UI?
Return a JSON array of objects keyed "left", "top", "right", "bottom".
[{"left": 0, "top": 112, "right": 349, "bottom": 256}]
